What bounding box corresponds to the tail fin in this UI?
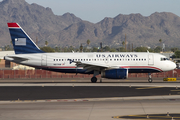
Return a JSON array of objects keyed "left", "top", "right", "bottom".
[{"left": 7, "top": 23, "right": 44, "bottom": 54}]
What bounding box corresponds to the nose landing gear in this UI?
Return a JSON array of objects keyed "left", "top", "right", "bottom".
[{"left": 148, "top": 73, "right": 153, "bottom": 83}]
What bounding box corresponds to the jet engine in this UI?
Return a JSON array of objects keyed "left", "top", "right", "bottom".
[{"left": 101, "top": 69, "right": 128, "bottom": 79}]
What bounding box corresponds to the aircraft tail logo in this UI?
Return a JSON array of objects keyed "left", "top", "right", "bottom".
[{"left": 7, "top": 23, "right": 44, "bottom": 54}]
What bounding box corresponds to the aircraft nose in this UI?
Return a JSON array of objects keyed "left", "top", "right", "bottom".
[
  {"left": 162, "top": 61, "right": 177, "bottom": 72},
  {"left": 171, "top": 62, "right": 176, "bottom": 70}
]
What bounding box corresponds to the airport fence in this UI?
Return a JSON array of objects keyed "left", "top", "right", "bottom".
[{"left": 0, "top": 69, "right": 179, "bottom": 79}]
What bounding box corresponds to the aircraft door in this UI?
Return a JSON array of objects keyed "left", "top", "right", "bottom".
[
  {"left": 41, "top": 55, "right": 47, "bottom": 66},
  {"left": 148, "top": 54, "right": 154, "bottom": 65}
]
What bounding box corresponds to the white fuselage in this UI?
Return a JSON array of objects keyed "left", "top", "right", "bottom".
[{"left": 5, "top": 52, "right": 176, "bottom": 74}]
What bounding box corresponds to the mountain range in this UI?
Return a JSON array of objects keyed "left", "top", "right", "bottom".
[{"left": 0, "top": 0, "right": 180, "bottom": 48}]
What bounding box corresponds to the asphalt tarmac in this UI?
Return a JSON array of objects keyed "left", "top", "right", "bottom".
[
  {"left": 0, "top": 79, "right": 180, "bottom": 120},
  {"left": 0, "top": 86, "right": 179, "bottom": 101}
]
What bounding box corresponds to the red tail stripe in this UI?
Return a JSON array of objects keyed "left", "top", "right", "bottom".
[{"left": 7, "top": 23, "right": 20, "bottom": 28}]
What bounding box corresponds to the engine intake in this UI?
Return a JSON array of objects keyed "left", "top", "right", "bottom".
[{"left": 101, "top": 69, "right": 128, "bottom": 79}]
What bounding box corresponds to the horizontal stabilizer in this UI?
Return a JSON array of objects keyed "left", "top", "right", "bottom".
[{"left": 4, "top": 56, "right": 29, "bottom": 61}]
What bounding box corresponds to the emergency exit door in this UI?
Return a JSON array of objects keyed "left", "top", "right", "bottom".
[
  {"left": 41, "top": 55, "right": 47, "bottom": 66},
  {"left": 148, "top": 54, "right": 154, "bottom": 65}
]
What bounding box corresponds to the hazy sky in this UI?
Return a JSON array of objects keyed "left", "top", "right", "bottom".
[{"left": 14, "top": 0, "right": 180, "bottom": 23}]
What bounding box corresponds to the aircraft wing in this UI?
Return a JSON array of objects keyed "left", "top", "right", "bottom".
[
  {"left": 74, "top": 61, "right": 109, "bottom": 73},
  {"left": 75, "top": 61, "right": 108, "bottom": 68},
  {"left": 75, "top": 61, "right": 130, "bottom": 70},
  {"left": 68, "top": 59, "right": 126, "bottom": 73}
]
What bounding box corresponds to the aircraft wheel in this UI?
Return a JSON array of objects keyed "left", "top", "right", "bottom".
[
  {"left": 91, "top": 77, "right": 97, "bottom": 83},
  {"left": 148, "top": 78, "right": 153, "bottom": 83}
]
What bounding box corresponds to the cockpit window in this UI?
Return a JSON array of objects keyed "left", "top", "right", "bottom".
[{"left": 161, "top": 58, "right": 169, "bottom": 61}]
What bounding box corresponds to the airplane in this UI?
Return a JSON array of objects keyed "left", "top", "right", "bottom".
[{"left": 4, "top": 23, "right": 176, "bottom": 83}]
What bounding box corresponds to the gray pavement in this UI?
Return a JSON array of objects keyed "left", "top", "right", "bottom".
[
  {"left": 0, "top": 97, "right": 180, "bottom": 120},
  {"left": 0, "top": 79, "right": 180, "bottom": 120},
  {"left": 0, "top": 78, "right": 180, "bottom": 83},
  {"left": 0, "top": 82, "right": 180, "bottom": 87}
]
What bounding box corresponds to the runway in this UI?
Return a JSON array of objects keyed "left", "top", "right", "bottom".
[
  {"left": 0, "top": 85, "right": 180, "bottom": 101},
  {"left": 0, "top": 79, "right": 180, "bottom": 120}
]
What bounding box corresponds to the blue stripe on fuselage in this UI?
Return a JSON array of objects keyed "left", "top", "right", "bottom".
[
  {"left": 41, "top": 68, "right": 93, "bottom": 74},
  {"left": 128, "top": 69, "right": 160, "bottom": 73},
  {"left": 40, "top": 67, "right": 160, "bottom": 74}
]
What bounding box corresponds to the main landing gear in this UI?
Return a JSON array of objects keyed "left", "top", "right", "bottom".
[
  {"left": 91, "top": 77, "right": 97, "bottom": 83},
  {"left": 148, "top": 73, "right": 153, "bottom": 83},
  {"left": 91, "top": 77, "right": 102, "bottom": 83},
  {"left": 91, "top": 70, "right": 99, "bottom": 83}
]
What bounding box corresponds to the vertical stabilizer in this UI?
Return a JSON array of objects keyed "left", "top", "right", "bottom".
[{"left": 7, "top": 23, "right": 44, "bottom": 54}]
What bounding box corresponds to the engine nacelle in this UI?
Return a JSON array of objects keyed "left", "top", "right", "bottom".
[{"left": 101, "top": 69, "right": 128, "bottom": 79}]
